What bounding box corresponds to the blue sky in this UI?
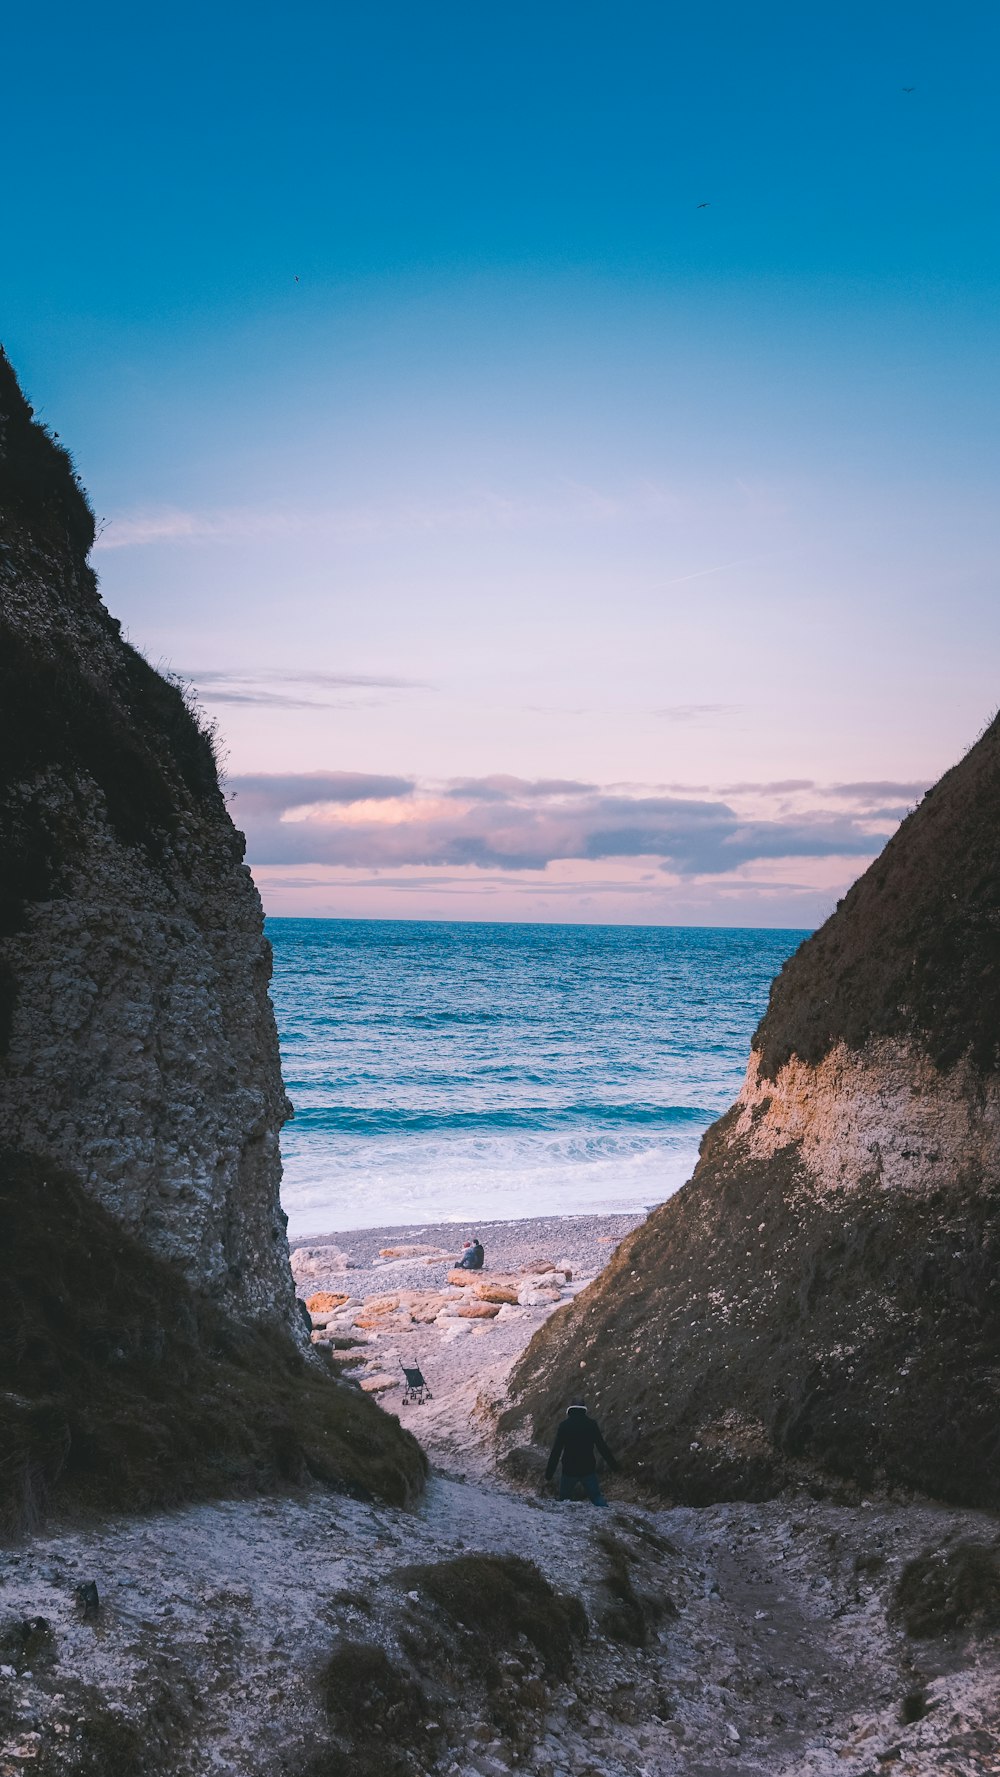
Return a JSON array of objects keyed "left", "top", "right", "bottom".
[{"left": 4, "top": 1, "right": 999, "bottom": 923}]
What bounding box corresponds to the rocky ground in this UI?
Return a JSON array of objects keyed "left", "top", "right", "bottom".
[
  {"left": 289, "top": 1214, "right": 643, "bottom": 1476},
  {"left": 1, "top": 1215, "right": 999, "bottom": 1776}
]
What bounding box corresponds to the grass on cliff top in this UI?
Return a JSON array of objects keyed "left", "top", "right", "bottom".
[
  {"left": 0, "top": 348, "right": 95, "bottom": 554},
  {"left": 753, "top": 708, "right": 1000, "bottom": 1077},
  {"left": 0, "top": 1150, "right": 425, "bottom": 1535}
]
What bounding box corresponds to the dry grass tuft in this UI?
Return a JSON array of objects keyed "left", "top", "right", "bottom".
[
  {"left": 392, "top": 1552, "right": 587, "bottom": 1677},
  {"left": 893, "top": 1541, "right": 1000, "bottom": 1639},
  {"left": 595, "top": 1530, "right": 675, "bottom": 1646},
  {"left": 311, "top": 1640, "right": 441, "bottom": 1777}
]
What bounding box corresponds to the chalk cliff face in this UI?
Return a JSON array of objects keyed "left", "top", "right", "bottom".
[
  {"left": 0, "top": 351, "right": 295, "bottom": 1327},
  {"left": 0, "top": 352, "right": 426, "bottom": 1522},
  {"left": 506, "top": 717, "right": 1000, "bottom": 1506}
]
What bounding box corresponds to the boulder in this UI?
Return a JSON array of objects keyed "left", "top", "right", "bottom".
[
  {"left": 446, "top": 1268, "right": 478, "bottom": 1288},
  {"left": 356, "top": 1289, "right": 453, "bottom": 1324},
  {"left": 407, "top": 1295, "right": 453, "bottom": 1323},
  {"left": 474, "top": 1281, "right": 521, "bottom": 1305},
  {"left": 517, "top": 1285, "right": 563, "bottom": 1308},
  {"left": 456, "top": 1303, "right": 501, "bottom": 1319},
  {"left": 360, "top": 1373, "right": 400, "bottom": 1393},
  {"left": 292, "top": 1246, "right": 354, "bottom": 1281},
  {"left": 305, "top": 1291, "right": 350, "bottom": 1314},
  {"left": 501, "top": 1444, "right": 549, "bottom": 1485},
  {"left": 310, "top": 1308, "right": 356, "bottom": 1328}
]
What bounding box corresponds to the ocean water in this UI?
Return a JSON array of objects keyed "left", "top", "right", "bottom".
[{"left": 267, "top": 919, "right": 808, "bottom": 1235}]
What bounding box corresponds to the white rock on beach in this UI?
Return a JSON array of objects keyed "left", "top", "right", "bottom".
[
  {"left": 517, "top": 1283, "right": 563, "bottom": 1306},
  {"left": 290, "top": 1245, "right": 354, "bottom": 1281}
]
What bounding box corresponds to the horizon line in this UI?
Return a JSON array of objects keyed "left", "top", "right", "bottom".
[{"left": 262, "top": 912, "right": 815, "bottom": 934}]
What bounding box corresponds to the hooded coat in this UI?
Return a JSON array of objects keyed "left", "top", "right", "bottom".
[{"left": 545, "top": 1406, "right": 618, "bottom": 1480}]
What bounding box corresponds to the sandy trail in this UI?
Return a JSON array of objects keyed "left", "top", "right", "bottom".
[{"left": 2, "top": 1215, "right": 999, "bottom": 1776}]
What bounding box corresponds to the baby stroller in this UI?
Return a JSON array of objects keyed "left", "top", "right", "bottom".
[{"left": 400, "top": 1362, "right": 433, "bottom": 1405}]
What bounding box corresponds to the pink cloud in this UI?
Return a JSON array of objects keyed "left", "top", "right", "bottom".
[{"left": 230, "top": 772, "right": 897, "bottom": 877}]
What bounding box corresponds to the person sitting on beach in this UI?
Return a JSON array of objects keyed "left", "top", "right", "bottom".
[
  {"left": 545, "top": 1398, "right": 618, "bottom": 1506},
  {"left": 456, "top": 1236, "right": 485, "bottom": 1271}
]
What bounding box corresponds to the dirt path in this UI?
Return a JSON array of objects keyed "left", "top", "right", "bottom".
[
  {"left": 2, "top": 1476, "right": 998, "bottom": 1776},
  {"left": 3, "top": 1215, "right": 1000, "bottom": 1774}
]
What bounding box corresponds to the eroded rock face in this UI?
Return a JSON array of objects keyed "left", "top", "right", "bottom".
[
  {"left": 0, "top": 350, "right": 296, "bottom": 1329},
  {"left": 733, "top": 1042, "right": 1000, "bottom": 1196},
  {"left": 505, "top": 715, "right": 1000, "bottom": 1506}
]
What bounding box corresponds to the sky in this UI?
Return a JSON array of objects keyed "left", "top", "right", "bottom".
[{"left": 4, "top": 1, "right": 999, "bottom": 925}]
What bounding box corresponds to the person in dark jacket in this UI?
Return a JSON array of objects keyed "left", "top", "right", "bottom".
[
  {"left": 545, "top": 1399, "right": 618, "bottom": 1505},
  {"left": 456, "top": 1237, "right": 485, "bottom": 1271}
]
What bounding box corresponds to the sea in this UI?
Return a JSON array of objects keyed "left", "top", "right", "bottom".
[{"left": 267, "top": 919, "right": 808, "bottom": 1236}]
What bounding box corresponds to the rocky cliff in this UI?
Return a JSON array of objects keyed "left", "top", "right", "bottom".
[
  {"left": 0, "top": 351, "right": 297, "bottom": 1325},
  {"left": 0, "top": 351, "right": 424, "bottom": 1521},
  {"left": 504, "top": 717, "right": 1000, "bottom": 1507}
]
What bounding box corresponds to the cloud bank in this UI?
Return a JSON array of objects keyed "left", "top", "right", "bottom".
[{"left": 230, "top": 772, "right": 920, "bottom": 878}]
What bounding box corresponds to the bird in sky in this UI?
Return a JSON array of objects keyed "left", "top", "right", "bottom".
[
  {"left": 902, "top": 86, "right": 915, "bottom": 92},
  {"left": 294, "top": 275, "right": 300, "bottom": 282},
  {"left": 697, "top": 201, "right": 710, "bottom": 209}
]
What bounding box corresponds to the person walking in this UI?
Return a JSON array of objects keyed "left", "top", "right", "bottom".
[{"left": 545, "top": 1398, "right": 618, "bottom": 1505}]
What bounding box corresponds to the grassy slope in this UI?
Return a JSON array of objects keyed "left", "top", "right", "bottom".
[
  {"left": 0, "top": 1150, "right": 426, "bottom": 1532},
  {"left": 503, "top": 1116, "right": 1000, "bottom": 1506},
  {"left": 505, "top": 718, "right": 1000, "bottom": 1506}
]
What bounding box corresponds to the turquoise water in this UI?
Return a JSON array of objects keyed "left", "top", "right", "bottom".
[{"left": 267, "top": 919, "right": 807, "bottom": 1234}]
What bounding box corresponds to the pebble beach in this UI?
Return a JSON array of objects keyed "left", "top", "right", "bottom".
[{"left": 288, "top": 1211, "right": 645, "bottom": 1475}]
